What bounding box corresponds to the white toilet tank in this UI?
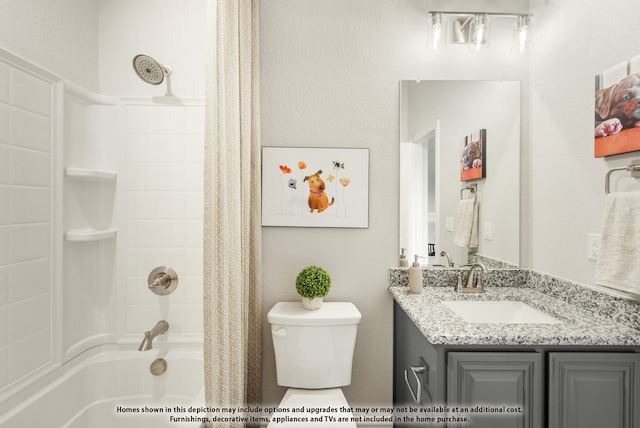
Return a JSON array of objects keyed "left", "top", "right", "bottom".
[{"left": 268, "top": 302, "right": 361, "bottom": 389}]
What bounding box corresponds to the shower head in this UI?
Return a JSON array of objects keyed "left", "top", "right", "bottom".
[{"left": 132, "top": 54, "right": 172, "bottom": 85}]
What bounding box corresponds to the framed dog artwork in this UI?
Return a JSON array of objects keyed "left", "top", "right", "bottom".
[
  {"left": 460, "top": 129, "right": 486, "bottom": 181},
  {"left": 594, "top": 54, "right": 640, "bottom": 157},
  {"left": 261, "top": 147, "right": 370, "bottom": 228}
]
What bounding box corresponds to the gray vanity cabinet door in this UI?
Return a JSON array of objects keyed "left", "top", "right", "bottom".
[
  {"left": 548, "top": 352, "right": 640, "bottom": 428},
  {"left": 447, "top": 352, "right": 542, "bottom": 428}
]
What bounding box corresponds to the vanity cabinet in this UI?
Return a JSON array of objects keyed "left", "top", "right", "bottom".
[
  {"left": 393, "top": 300, "right": 445, "bottom": 427},
  {"left": 393, "top": 302, "right": 640, "bottom": 428},
  {"left": 548, "top": 352, "right": 640, "bottom": 428},
  {"left": 447, "top": 352, "right": 542, "bottom": 428}
]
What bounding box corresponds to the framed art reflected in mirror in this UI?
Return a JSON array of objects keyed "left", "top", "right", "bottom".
[{"left": 461, "top": 129, "right": 486, "bottom": 181}]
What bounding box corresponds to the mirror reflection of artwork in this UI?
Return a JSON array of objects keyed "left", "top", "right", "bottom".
[
  {"left": 594, "top": 54, "right": 640, "bottom": 157},
  {"left": 399, "top": 80, "right": 520, "bottom": 267},
  {"left": 460, "top": 129, "right": 486, "bottom": 181},
  {"left": 261, "top": 147, "right": 369, "bottom": 228}
]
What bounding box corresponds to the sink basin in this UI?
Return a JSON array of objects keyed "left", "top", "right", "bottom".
[{"left": 441, "top": 300, "right": 563, "bottom": 324}]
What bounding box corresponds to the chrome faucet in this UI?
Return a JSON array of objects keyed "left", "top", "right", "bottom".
[
  {"left": 455, "top": 263, "right": 488, "bottom": 293},
  {"left": 440, "top": 251, "right": 454, "bottom": 267},
  {"left": 138, "top": 320, "right": 169, "bottom": 351}
]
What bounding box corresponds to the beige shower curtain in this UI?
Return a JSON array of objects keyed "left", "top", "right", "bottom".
[{"left": 203, "top": 0, "right": 261, "bottom": 425}]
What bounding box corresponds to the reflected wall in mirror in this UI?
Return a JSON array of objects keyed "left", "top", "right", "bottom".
[{"left": 399, "top": 80, "right": 520, "bottom": 267}]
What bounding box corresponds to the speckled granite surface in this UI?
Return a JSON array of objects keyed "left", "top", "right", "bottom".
[
  {"left": 389, "top": 285, "right": 640, "bottom": 346},
  {"left": 468, "top": 253, "right": 519, "bottom": 269},
  {"left": 390, "top": 267, "right": 529, "bottom": 290},
  {"left": 390, "top": 265, "right": 640, "bottom": 346}
]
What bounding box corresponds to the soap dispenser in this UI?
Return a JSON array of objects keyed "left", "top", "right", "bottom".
[
  {"left": 408, "top": 255, "right": 424, "bottom": 294},
  {"left": 399, "top": 248, "right": 408, "bottom": 267}
]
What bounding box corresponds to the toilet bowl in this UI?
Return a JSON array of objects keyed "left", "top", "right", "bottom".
[{"left": 267, "top": 302, "right": 361, "bottom": 427}]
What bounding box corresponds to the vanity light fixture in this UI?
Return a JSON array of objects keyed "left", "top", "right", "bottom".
[
  {"left": 428, "top": 11, "right": 532, "bottom": 53},
  {"left": 513, "top": 14, "right": 531, "bottom": 53},
  {"left": 426, "top": 12, "right": 446, "bottom": 50},
  {"left": 469, "top": 14, "right": 490, "bottom": 51}
]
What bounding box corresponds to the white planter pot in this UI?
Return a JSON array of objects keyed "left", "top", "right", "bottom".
[{"left": 301, "top": 297, "right": 323, "bottom": 310}]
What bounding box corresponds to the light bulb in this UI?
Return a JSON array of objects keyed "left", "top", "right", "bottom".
[
  {"left": 433, "top": 23, "right": 442, "bottom": 47},
  {"left": 427, "top": 12, "right": 446, "bottom": 51},
  {"left": 468, "top": 14, "right": 490, "bottom": 51},
  {"left": 512, "top": 15, "right": 531, "bottom": 53}
]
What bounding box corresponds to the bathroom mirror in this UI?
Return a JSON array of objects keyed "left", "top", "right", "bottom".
[{"left": 399, "top": 80, "right": 520, "bottom": 267}]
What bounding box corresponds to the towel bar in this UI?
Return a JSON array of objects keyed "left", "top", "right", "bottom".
[
  {"left": 460, "top": 183, "right": 477, "bottom": 201},
  {"left": 604, "top": 161, "right": 640, "bottom": 194}
]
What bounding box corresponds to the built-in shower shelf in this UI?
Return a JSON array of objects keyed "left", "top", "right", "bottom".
[
  {"left": 65, "top": 167, "right": 117, "bottom": 181},
  {"left": 65, "top": 228, "right": 117, "bottom": 242}
]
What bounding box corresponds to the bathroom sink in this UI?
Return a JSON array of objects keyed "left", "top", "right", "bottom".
[{"left": 441, "top": 300, "right": 563, "bottom": 324}]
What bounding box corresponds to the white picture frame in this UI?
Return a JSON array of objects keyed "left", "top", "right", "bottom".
[{"left": 261, "top": 147, "right": 369, "bottom": 228}]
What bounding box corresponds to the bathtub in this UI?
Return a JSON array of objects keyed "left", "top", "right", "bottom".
[{"left": 0, "top": 344, "right": 205, "bottom": 428}]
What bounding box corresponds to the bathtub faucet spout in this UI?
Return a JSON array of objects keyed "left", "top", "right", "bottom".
[{"left": 138, "top": 320, "right": 169, "bottom": 351}]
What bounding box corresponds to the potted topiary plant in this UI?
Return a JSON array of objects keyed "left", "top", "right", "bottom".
[{"left": 295, "top": 265, "right": 331, "bottom": 310}]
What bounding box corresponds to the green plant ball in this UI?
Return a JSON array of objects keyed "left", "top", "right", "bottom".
[{"left": 295, "top": 266, "right": 331, "bottom": 299}]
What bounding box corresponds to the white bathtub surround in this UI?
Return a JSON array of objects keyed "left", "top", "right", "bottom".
[
  {"left": 0, "top": 344, "right": 204, "bottom": 428},
  {"left": 0, "top": 45, "right": 205, "bottom": 413},
  {"left": 0, "top": 49, "right": 57, "bottom": 394},
  {"left": 203, "top": 0, "right": 262, "bottom": 417}
]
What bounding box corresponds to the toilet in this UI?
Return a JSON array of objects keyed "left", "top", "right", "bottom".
[{"left": 267, "top": 302, "right": 361, "bottom": 427}]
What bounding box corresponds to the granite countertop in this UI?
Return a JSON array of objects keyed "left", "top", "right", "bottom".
[{"left": 389, "top": 285, "right": 640, "bottom": 346}]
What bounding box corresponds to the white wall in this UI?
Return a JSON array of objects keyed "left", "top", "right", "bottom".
[
  {"left": 98, "top": 0, "right": 206, "bottom": 97},
  {"left": 0, "top": 0, "right": 99, "bottom": 91},
  {"left": 259, "top": 0, "right": 529, "bottom": 410},
  {"left": 528, "top": 0, "right": 640, "bottom": 286}
]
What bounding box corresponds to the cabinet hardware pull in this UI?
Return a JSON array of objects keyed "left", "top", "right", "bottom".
[{"left": 404, "top": 366, "right": 425, "bottom": 403}]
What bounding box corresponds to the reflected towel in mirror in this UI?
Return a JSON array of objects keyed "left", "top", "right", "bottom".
[
  {"left": 595, "top": 192, "right": 640, "bottom": 294},
  {"left": 454, "top": 198, "right": 478, "bottom": 248}
]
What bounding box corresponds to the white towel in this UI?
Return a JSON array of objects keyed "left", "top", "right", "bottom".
[
  {"left": 595, "top": 192, "right": 640, "bottom": 294},
  {"left": 453, "top": 198, "right": 478, "bottom": 248}
]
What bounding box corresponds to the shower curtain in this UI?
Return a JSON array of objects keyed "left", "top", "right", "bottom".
[{"left": 203, "top": 0, "right": 261, "bottom": 425}]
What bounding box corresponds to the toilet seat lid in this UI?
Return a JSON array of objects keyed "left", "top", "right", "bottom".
[{"left": 268, "top": 388, "right": 357, "bottom": 427}]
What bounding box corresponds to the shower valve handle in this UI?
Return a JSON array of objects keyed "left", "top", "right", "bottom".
[{"left": 148, "top": 266, "right": 178, "bottom": 296}]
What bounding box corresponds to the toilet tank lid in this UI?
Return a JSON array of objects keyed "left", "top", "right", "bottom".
[{"left": 268, "top": 302, "right": 361, "bottom": 326}]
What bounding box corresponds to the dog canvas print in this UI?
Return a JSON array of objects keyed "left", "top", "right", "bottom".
[
  {"left": 262, "top": 147, "right": 369, "bottom": 228},
  {"left": 594, "top": 55, "right": 640, "bottom": 157},
  {"left": 460, "top": 129, "right": 486, "bottom": 181}
]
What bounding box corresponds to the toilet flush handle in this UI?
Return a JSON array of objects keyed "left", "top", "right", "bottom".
[{"left": 272, "top": 327, "right": 288, "bottom": 338}]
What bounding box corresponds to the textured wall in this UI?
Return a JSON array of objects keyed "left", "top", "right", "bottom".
[
  {"left": 259, "top": 0, "right": 529, "bottom": 411},
  {"left": 98, "top": 0, "right": 206, "bottom": 97},
  {"left": 528, "top": 0, "right": 640, "bottom": 287},
  {"left": 0, "top": 0, "right": 99, "bottom": 91}
]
